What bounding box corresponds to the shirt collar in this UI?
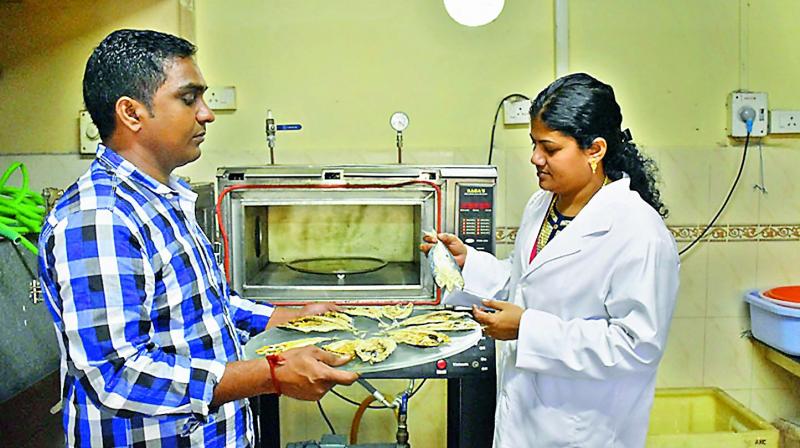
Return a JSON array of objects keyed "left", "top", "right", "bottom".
[{"left": 96, "top": 144, "right": 193, "bottom": 200}]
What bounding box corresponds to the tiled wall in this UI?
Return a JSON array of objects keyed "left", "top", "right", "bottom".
[
  {"left": 495, "top": 143, "right": 800, "bottom": 422},
  {"left": 659, "top": 145, "right": 800, "bottom": 422}
]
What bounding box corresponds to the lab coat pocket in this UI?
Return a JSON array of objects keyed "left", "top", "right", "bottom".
[{"left": 572, "top": 410, "right": 617, "bottom": 448}]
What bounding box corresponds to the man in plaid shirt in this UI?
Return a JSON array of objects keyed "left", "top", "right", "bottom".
[{"left": 38, "top": 29, "right": 358, "bottom": 447}]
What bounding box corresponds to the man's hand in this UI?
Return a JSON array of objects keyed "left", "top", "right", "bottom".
[
  {"left": 267, "top": 302, "right": 339, "bottom": 329},
  {"left": 472, "top": 299, "right": 524, "bottom": 341},
  {"left": 419, "top": 232, "right": 468, "bottom": 268},
  {"left": 299, "top": 302, "right": 339, "bottom": 317},
  {"left": 274, "top": 346, "right": 359, "bottom": 401}
]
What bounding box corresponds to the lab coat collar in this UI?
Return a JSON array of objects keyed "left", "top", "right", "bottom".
[{"left": 522, "top": 176, "right": 630, "bottom": 276}]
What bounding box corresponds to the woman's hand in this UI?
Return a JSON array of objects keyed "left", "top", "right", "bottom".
[
  {"left": 472, "top": 299, "right": 524, "bottom": 341},
  {"left": 419, "top": 232, "right": 468, "bottom": 268}
]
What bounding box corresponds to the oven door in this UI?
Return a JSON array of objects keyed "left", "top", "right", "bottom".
[{"left": 224, "top": 186, "right": 438, "bottom": 304}]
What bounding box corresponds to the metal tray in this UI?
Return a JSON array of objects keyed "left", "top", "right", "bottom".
[
  {"left": 243, "top": 310, "right": 482, "bottom": 374},
  {"left": 285, "top": 257, "right": 388, "bottom": 275}
]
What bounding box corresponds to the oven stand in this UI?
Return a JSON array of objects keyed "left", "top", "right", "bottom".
[
  {"left": 255, "top": 376, "right": 495, "bottom": 448},
  {"left": 256, "top": 394, "right": 281, "bottom": 448},
  {"left": 447, "top": 376, "right": 496, "bottom": 448}
]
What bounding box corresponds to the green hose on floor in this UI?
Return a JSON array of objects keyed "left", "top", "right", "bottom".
[{"left": 0, "top": 163, "right": 45, "bottom": 255}]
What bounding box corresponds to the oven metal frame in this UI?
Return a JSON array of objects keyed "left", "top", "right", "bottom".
[
  {"left": 213, "top": 165, "right": 498, "bottom": 448},
  {"left": 216, "top": 165, "right": 497, "bottom": 306}
]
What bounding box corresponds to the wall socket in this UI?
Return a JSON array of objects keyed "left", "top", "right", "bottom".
[
  {"left": 728, "top": 91, "right": 768, "bottom": 137},
  {"left": 503, "top": 99, "right": 531, "bottom": 125},
  {"left": 769, "top": 110, "right": 800, "bottom": 134},
  {"left": 79, "top": 110, "right": 101, "bottom": 155},
  {"left": 206, "top": 86, "right": 237, "bottom": 110}
]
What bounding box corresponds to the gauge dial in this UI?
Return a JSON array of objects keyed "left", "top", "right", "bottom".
[{"left": 390, "top": 111, "right": 409, "bottom": 132}]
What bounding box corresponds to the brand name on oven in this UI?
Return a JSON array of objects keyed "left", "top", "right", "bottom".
[{"left": 464, "top": 188, "right": 486, "bottom": 195}]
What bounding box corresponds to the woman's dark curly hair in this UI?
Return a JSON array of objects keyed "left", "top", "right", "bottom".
[{"left": 529, "top": 73, "right": 668, "bottom": 218}]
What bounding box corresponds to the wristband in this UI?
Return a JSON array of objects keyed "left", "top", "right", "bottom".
[{"left": 266, "top": 354, "right": 285, "bottom": 396}]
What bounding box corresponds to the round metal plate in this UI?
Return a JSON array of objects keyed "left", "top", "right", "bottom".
[
  {"left": 243, "top": 310, "right": 482, "bottom": 374},
  {"left": 285, "top": 257, "right": 388, "bottom": 275}
]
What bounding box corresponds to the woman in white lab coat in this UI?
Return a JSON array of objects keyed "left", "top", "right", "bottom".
[{"left": 424, "top": 73, "right": 679, "bottom": 447}]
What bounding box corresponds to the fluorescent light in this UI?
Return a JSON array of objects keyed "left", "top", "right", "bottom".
[{"left": 444, "top": 0, "right": 505, "bottom": 27}]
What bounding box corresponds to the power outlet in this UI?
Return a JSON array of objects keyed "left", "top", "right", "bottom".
[
  {"left": 79, "top": 110, "right": 100, "bottom": 155},
  {"left": 728, "top": 91, "right": 768, "bottom": 137},
  {"left": 206, "top": 86, "right": 237, "bottom": 110},
  {"left": 769, "top": 110, "right": 800, "bottom": 134},
  {"left": 503, "top": 99, "right": 531, "bottom": 125}
]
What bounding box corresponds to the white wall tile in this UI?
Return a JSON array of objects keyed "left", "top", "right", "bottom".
[
  {"left": 706, "top": 242, "right": 758, "bottom": 317},
  {"left": 755, "top": 241, "right": 800, "bottom": 289},
  {"left": 659, "top": 148, "right": 711, "bottom": 225},
  {"left": 707, "top": 147, "right": 762, "bottom": 226},
  {"left": 758, "top": 147, "right": 800, "bottom": 224},
  {"left": 703, "top": 317, "right": 753, "bottom": 389},
  {"left": 657, "top": 317, "right": 705, "bottom": 387},
  {"left": 674, "top": 244, "right": 708, "bottom": 318}
]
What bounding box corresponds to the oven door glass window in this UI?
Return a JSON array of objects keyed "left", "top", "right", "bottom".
[{"left": 230, "top": 191, "right": 436, "bottom": 303}]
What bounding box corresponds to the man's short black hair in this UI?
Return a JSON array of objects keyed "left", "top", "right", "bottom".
[{"left": 83, "top": 29, "right": 196, "bottom": 140}]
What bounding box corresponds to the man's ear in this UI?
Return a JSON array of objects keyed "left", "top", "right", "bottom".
[
  {"left": 114, "top": 97, "right": 147, "bottom": 133},
  {"left": 587, "top": 137, "right": 608, "bottom": 162}
]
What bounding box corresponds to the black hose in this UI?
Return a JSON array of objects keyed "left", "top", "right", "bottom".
[
  {"left": 316, "top": 400, "right": 336, "bottom": 435},
  {"left": 330, "top": 379, "right": 427, "bottom": 409},
  {"left": 488, "top": 94, "right": 530, "bottom": 165},
  {"left": 678, "top": 131, "right": 751, "bottom": 256}
]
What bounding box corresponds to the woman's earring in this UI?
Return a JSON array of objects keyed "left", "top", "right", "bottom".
[{"left": 589, "top": 158, "right": 598, "bottom": 174}]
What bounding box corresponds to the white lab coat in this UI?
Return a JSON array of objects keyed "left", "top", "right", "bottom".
[{"left": 459, "top": 177, "right": 679, "bottom": 448}]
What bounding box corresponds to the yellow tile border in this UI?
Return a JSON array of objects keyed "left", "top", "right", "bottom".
[{"left": 496, "top": 224, "right": 800, "bottom": 244}]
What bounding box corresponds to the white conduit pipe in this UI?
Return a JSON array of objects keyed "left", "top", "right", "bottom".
[{"left": 554, "top": 0, "right": 569, "bottom": 78}]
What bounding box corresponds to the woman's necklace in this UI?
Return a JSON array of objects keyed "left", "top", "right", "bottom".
[{"left": 529, "top": 177, "right": 610, "bottom": 263}]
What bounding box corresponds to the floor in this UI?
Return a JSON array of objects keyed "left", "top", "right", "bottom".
[{"left": 0, "top": 371, "right": 63, "bottom": 447}]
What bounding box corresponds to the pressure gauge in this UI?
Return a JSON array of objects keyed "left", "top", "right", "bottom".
[{"left": 390, "top": 111, "right": 409, "bottom": 132}]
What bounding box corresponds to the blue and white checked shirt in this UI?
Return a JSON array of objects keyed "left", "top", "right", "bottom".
[{"left": 38, "top": 145, "right": 274, "bottom": 447}]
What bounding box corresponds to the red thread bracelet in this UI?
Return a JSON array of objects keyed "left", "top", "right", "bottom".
[{"left": 266, "top": 354, "right": 285, "bottom": 396}]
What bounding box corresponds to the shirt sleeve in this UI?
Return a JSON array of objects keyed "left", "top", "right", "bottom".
[
  {"left": 460, "top": 246, "right": 513, "bottom": 301},
  {"left": 226, "top": 287, "right": 275, "bottom": 336},
  {"left": 515, "top": 237, "right": 680, "bottom": 380},
  {"left": 43, "top": 209, "right": 226, "bottom": 419}
]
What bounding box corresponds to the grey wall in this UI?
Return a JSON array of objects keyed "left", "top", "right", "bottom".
[
  {"left": 0, "top": 182, "right": 216, "bottom": 403},
  {"left": 0, "top": 240, "right": 59, "bottom": 402}
]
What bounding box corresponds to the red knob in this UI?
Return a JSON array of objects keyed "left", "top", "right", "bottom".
[{"left": 436, "top": 359, "right": 447, "bottom": 369}]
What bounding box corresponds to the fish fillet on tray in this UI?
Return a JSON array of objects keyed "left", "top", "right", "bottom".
[{"left": 278, "top": 311, "right": 360, "bottom": 334}]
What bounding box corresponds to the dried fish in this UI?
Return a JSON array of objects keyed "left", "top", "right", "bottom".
[
  {"left": 381, "top": 303, "right": 414, "bottom": 320},
  {"left": 412, "top": 318, "right": 480, "bottom": 332},
  {"left": 425, "top": 230, "right": 465, "bottom": 292},
  {"left": 254, "top": 337, "right": 333, "bottom": 356},
  {"left": 341, "top": 306, "right": 386, "bottom": 322},
  {"left": 322, "top": 339, "right": 361, "bottom": 358},
  {"left": 341, "top": 303, "right": 415, "bottom": 322},
  {"left": 321, "top": 311, "right": 354, "bottom": 324},
  {"left": 392, "top": 310, "right": 471, "bottom": 329},
  {"left": 355, "top": 337, "right": 397, "bottom": 364},
  {"left": 388, "top": 328, "right": 450, "bottom": 347},
  {"left": 279, "top": 312, "right": 359, "bottom": 334}
]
